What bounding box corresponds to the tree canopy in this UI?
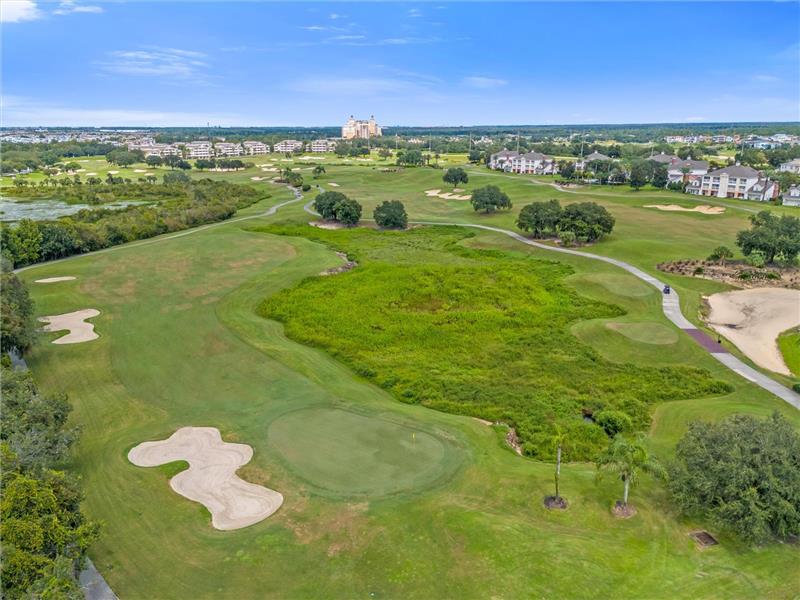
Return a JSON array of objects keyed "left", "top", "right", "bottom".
[
  {"left": 516, "top": 199, "right": 563, "bottom": 237},
  {"left": 373, "top": 200, "right": 408, "bottom": 229},
  {"left": 518, "top": 199, "right": 614, "bottom": 243},
  {"left": 442, "top": 167, "right": 468, "bottom": 188},
  {"left": 669, "top": 413, "right": 800, "bottom": 544},
  {"left": 470, "top": 185, "right": 512, "bottom": 213},
  {"left": 397, "top": 149, "right": 424, "bottom": 167},
  {"left": 313, "top": 191, "right": 361, "bottom": 225},
  {"left": 0, "top": 272, "right": 37, "bottom": 356},
  {"left": 736, "top": 210, "right": 800, "bottom": 264}
]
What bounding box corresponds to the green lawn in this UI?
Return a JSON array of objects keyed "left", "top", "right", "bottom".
[
  {"left": 778, "top": 329, "right": 800, "bottom": 377},
  {"left": 17, "top": 159, "right": 800, "bottom": 599}
]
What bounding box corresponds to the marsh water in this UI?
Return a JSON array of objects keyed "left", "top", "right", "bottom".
[{"left": 0, "top": 198, "right": 148, "bottom": 222}]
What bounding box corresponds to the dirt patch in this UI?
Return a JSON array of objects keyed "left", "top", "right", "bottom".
[
  {"left": 658, "top": 259, "right": 799, "bottom": 290},
  {"left": 320, "top": 252, "right": 357, "bottom": 276},
  {"left": 543, "top": 495, "right": 568, "bottom": 510},
  {"left": 309, "top": 221, "right": 347, "bottom": 230},
  {"left": 505, "top": 427, "right": 523, "bottom": 455},
  {"left": 706, "top": 287, "right": 800, "bottom": 375},
  {"left": 128, "top": 427, "right": 283, "bottom": 530},
  {"left": 38, "top": 309, "right": 100, "bottom": 344},
  {"left": 644, "top": 204, "right": 725, "bottom": 215},
  {"left": 612, "top": 501, "right": 637, "bottom": 519}
]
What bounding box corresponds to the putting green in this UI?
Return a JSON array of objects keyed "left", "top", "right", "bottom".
[
  {"left": 606, "top": 322, "right": 679, "bottom": 345},
  {"left": 268, "top": 407, "right": 456, "bottom": 496},
  {"left": 578, "top": 273, "right": 655, "bottom": 298}
]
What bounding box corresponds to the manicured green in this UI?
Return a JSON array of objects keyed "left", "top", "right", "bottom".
[{"left": 778, "top": 329, "right": 800, "bottom": 377}]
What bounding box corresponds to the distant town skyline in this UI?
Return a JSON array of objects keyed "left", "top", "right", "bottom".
[{"left": 2, "top": 1, "right": 799, "bottom": 127}]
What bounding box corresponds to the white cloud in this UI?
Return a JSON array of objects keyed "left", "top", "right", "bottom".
[
  {"left": 1, "top": 0, "right": 42, "bottom": 23},
  {"left": 462, "top": 76, "right": 508, "bottom": 89},
  {"left": 53, "top": 1, "right": 103, "bottom": 15},
  {"left": 97, "top": 47, "right": 209, "bottom": 81},
  {"left": 408, "top": 8, "right": 422, "bottom": 18},
  {"left": 327, "top": 35, "right": 366, "bottom": 42},
  {"left": 329, "top": 12, "right": 343, "bottom": 20},
  {"left": 752, "top": 74, "right": 781, "bottom": 83},
  {"left": 1, "top": 96, "right": 243, "bottom": 127}
]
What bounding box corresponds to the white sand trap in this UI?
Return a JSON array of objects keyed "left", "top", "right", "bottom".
[
  {"left": 250, "top": 176, "right": 264, "bottom": 181},
  {"left": 261, "top": 167, "right": 278, "bottom": 172},
  {"left": 76, "top": 168, "right": 86, "bottom": 173},
  {"left": 706, "top": 288, "right": 800, "bottom": 375},
  {"left": 644, "top": 204, "right": 725, "bottom": 215},
  {"left": 39, "top": 309, "right": 100, "bottom": 344},
  {"left": 85, "top": 172, "right": 97, "bottom": 176},
  {"left": 134, "top": 169, "right": 146, "bottom": 173},
  {"left": 35, "top": 276, "right": 76, "bottom": 283},
  {"left": 128, "top": 427, "right": 283, "bottom": 530},
  {"left": 108, "top": 170, "right": 119, "bottom": 174},
  {"left": 328, "top": 182, "right": 340, "bottom": 187},
  {"left": 280, "top": 159, "right": 293, "bottom": 162},
  {"left": 424, "top": 189, "right": 471, "bottom": 200}
]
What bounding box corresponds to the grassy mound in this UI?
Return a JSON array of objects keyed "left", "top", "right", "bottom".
[
  {"left": 259, "top": 225, "right": 731, "bottom": 459},
  {"left": 606, "top": 322, "right": 679, "bottom": 345}
]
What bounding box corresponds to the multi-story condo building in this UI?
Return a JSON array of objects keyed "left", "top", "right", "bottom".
[
  {"left": 184, "top": 141, "right": 213, "bottom": 159},
  {"left": 488, "top": 150, "right": 557, "bottom": 175},
  {"left": 140, "top": 143, "right": 180, "bottom": 158},
  {"left": 342, "top": 115, "right": 382, "bottom": 140},
  {"left": 688, "top": 165, "right": 778, "bottom": 201},
  {"left": 273, "top": 140, "right": 304, "bottom": 153},
  {"left": 242, "top": 141, "right": 270, "bottom": 155},
  {"left": 309, "top": 139, "right": 337, "bottom": 153},
  {"left": 488, "top": 149, "right": 519, "bottom": 171},
  {"left": 783, "top": 186, "right": 800, "bottom": 207},
  {"left": 778, "top": 158, "right": 800, "bottom": 174},
  {"left": 215, "top": 142, "right": 243, "bottom": 157}
]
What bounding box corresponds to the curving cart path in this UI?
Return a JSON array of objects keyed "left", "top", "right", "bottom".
[{"left": 304, "top": 196, "right": 799, "bottom": 409}]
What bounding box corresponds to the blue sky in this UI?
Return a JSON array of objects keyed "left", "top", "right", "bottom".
[{"left": 2, "top": 1, "right": 799, "bottom": 127}]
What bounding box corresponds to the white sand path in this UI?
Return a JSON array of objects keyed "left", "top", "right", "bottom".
[
  {"left": 706, "top": 288, "right": 800, "bottom": 376},
  {"left": 35, "top": 276, "right": 76, "bottom": 283},
  {"left": 39, "top": 309, "right": 100, "bottom": 344},
  {"left": 128, "top": 427, "right": 283, "bottom": 530},
  {"left": 644, "top": 204, "right": 725, "bottom": 215}
]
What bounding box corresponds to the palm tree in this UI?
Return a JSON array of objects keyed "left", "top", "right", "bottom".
[
  {"left": 550, "top": 426, "right": 567, "bottom": 504},
  {"left": 595, "top": 435, "right": 666, "bottom": 509}
]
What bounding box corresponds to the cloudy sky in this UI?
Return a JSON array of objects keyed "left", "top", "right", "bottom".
[{"left": 2, "top": 1, "right": 799, "bottom": 126}]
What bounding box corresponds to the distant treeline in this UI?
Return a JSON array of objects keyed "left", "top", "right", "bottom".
[{"left": 1, "top": 179, "right": 268, "bottom": 268}]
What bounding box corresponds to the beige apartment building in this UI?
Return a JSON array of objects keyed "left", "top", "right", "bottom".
[{"left": 342, "top": 115, "right": 382, "bottom": 139}]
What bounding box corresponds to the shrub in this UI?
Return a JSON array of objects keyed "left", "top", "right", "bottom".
[
  {"left": 558, "top": 230, "right": 576, "bottom": 247},
  {"left": 470, "top": 185, "right": 512, "bottom": 213},
  {"left": 595, "top": 410, "right": 633, "bottom": 437},
  {"left": 302, "top": 183, "right": 311, "bottom": 192},
  {"left": 745, "top": 250, "right": 767, "bottom": 268}
]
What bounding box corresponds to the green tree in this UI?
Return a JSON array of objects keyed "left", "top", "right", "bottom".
[
  {"left": 468, "top": 149, "right": 482, "bottom": 163},
  {"left": 145, "top": 155, "right": 163, "bottom": 168},
  {"left": 629, "top": 160, "right": 651, "bottom": 190},
  {"left": 651, "top": 164, "right": 668, "bottom": 188},
  {"left": 397, "top": 149, "right": 424, "bottom": 167},
  {"left": 0, "top": 272, "right": 37, "bottom": 355},
  {"left": 313, "top": 165, "right": 326, "bottom": 178},
  {"left": 333, "top": 197, "right": 362, "bottom": 226},
  {"left": 517, "top": 199, "right": 562, "bottom": 237},
  {"left": 373, "top": 200, "right": 408, "bottom": 229},
  {"left": 558, "top": 202, "right": 615, "bottom": 242},
  {"left": 470, "top": 185, "right": 512, "bottom": 213},
  {"left": 162, "top": 171, "right": 191, "bottom": 185},
  {"left": 558, "top": 161, "right": 576, "bottom": 180},
  {"left": 314, "top": 191, "right": 346, "bottom": 220},
  {"left": 596, "top": 435, "right": 666, "bottom": 509},
  {"left": 442, "top": 167, "right": 468, "bottom": 189},
  {"left": 736, "top": 210, "right": 800, "bottom": 264},
  {"left": 707, "top": 245, "right": 734, "bottom": 265},
  {"left": 669, "top": 413, "right": 800, "bottom": 543}
]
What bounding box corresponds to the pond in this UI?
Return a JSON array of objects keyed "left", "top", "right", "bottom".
[{"left": 0, "top": 198, "right": 149, "bottom": 222}]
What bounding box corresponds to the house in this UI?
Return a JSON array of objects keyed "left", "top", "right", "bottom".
[
  {"left": 690, "top": 164, "right": 775, "bottom": 200},
  {"left": 648, "top": 152, "right": 680, "bottom": 166},
  {"left": 510, "top": 151, "right": 558, "bottom": 175},
  {"left": 184, "top": 141, "right": 213, "bottom": 159},
  {"left": 309, "top": 139, "right": 337, "bottom": 153},
  {"left": 577, "top": 151, "right": 612, "bottom": 170},
  {"left": 744, "top": 137, "right": 778, "bottom": 150},
  {"left": 667, "top": 159, "right": 708, "bottom": 184},
  {"left": 783, "top": 185, "right": 800, "bottom": 207},
  {"left": 140, "top": 143, "right": 180, "bottom": 158},
  {"left": 342, "top": 115, "right": 382, "bottom": 140},
  {"left": 778, "top": 158, "right": 800, "bottom": 174},
  {"left": 273, "top": 140, "right": 304, "bottom": 153},
  {"left": 242, "top": 141, "right": 270, "bottom": 155},
  {"left": 488, "top": 149, "right": 519, "bottom": 171}
]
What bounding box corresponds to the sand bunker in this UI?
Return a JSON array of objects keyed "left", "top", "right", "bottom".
[
  {"left": 328, "top": 182, "right": 340, "bottom": 187},
  {"left": 706, "top": 287, "right": 800, "bottom": 375},
  {"left": 644, "top": 204, "right": 725, "bottom": 215},
  {"left": 128, "top": 427, "right": 283, "bottom": 530},
  {"left": 134, "top": 169, "right": 146, "bottom": 173},
  {"left": 108, "top": 170, "right": 119, "bottom": 175},
  {"left": 424, "top": 189, "right": 472, "bottom": 201},
  {"left": 35, "top": 276, "right": 76, "bottom": 283},
  {"left": 85, "top": 172, "right": 97, "bottom": 176},
  {"left": 39, "top": 309, "right": 100, "bottom": 344},
  {"left": 261, "top": 167, "right": 279, "bottom": 172},
  {"left": 250, "top": 176, "right": 265, "bottom": 181}
]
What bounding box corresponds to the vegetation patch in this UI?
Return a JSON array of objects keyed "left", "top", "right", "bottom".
[
  {"left": 778, "top": 329, "right": 800, "bottom": 377},
  {"left": 259, "top": 225, "right": 730, "bottom": 459}
]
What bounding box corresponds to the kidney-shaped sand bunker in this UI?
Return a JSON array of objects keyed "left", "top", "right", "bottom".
[{"left": 129, "top": 427, "right": 283, "bottom": 530}]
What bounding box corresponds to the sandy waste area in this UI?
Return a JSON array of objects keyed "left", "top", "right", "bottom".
[
  {"left": 425, "top": 188, "right": 472, "bottom": 200},
  {"left": 35, "top": 276, "right": 76, "bottom": 283},
  {"left": 644, "top": 204, "right": 725, "bottom": 215},
  {"left": 39, "top": 309, "right": 100, "bottom": 344},
  {"left": 128, "top": 427, "right": 283, "bottom": 530},
  {"left": 706, "top": 287, "right": 800, "bottom": 375}
]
